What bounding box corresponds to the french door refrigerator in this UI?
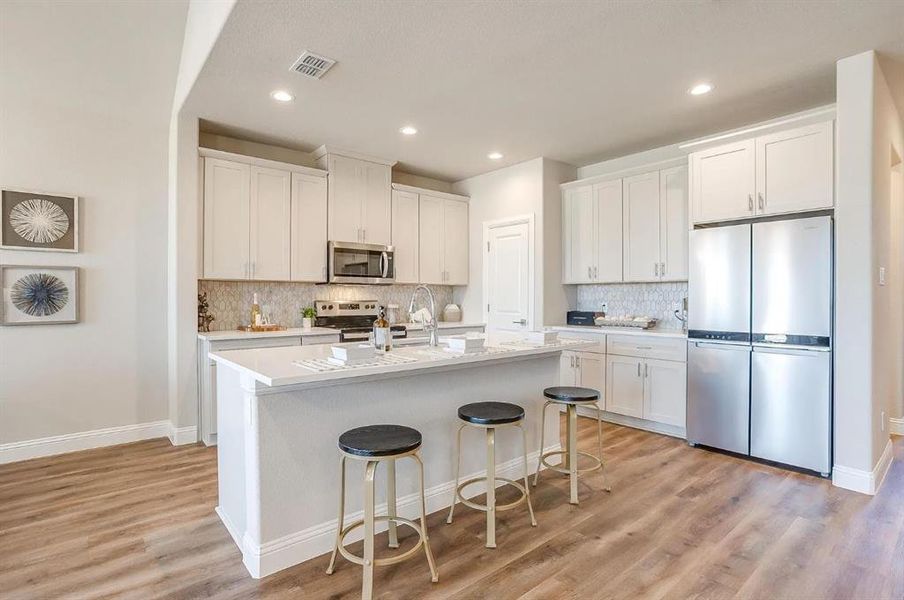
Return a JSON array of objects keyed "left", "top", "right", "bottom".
[{"left": 687, "top": 216, "right": 832, "bottom": 475}]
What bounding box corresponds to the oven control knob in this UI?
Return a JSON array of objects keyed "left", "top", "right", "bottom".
[{"left": 328, "top": 304, "right": 333, "bottom": 310}]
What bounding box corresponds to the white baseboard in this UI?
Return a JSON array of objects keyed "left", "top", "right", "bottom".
[
  {"left": 169, "top": 425, "right": 198, "bottom": 446},
  {"left": 889, "top": 417, "right": 904, "bottom": 436},
  {"left": 232, "top": 443, "right": 561, "bottom": 579},
  {"left": 0, "top": 420, "right": 171, "bottom": 464},
  {"left": 832, "top": 438, "right": 895, "bottom": 495}
]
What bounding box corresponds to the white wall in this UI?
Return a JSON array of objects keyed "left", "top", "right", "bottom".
[
  {"left": 542, "top": 160, "right": 578, "bottom": 324},
  {"left": 0, "top": 1, "right": 186, "bottom": 444},
  {"left": 834, "top": 50, "right": 904, "bottom": 482}
]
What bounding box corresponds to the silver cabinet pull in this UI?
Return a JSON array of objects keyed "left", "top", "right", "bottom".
[
  {"left": 576, "top": 356, "right": 581, "bottom": 368},
  {"left": 594, "top": 266, "right": 598, "bottom": 279},
  {"left": 748, "top": 194, "right": 754, "bottom": 211},
  {"left": 587, "top": 266, "right": 592, "bottom": 279},
  {"left": 660, "top": 262, "right": 666, "bottom": 276},
  {"left": 636, "top": 362, "right": 641, "bottom": 377},
  {"left": 644, "top": 363, "right": 649, "bottom": 377},
  {"left": 654, "top": 263, "right": 659, "bottom": 277},
  {"left": 758, "top": 192, "right": 765, "bottom": 210},
  {"left": 570, "top": 355, "right": 574, "bottom": 368}
]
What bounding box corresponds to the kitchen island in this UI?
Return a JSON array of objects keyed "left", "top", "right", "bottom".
[{"left": 210, "top": 335, "right": 587, "bottom": 578}]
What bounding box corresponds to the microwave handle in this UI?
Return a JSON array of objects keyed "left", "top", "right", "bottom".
[{"left": 380, "top": 251, "right": 389, "bottom": 277}]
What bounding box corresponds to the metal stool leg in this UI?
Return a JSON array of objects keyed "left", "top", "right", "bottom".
[
  {"left": 362, "top": 461, "right": 377, "bottom": 600},
  {"left": 447, "top": 424, "right": 465, "bottom": 524},
  {"left": 593, "top": 401, "right": 611, "bottom": 492},
  {"left": 326, "top": 455, "right": 346, "bottom": 575},
  {"left": 485, "top": 427, "right": 496, "bottom": 548},
  {"left": 517, "top": 423, "right": 537, "bottom": 526},
  {"left": 567, "top": 405, "right": 578, "bottom": 504},
  {"left": 413, "top": 452, "right": 439, "bottom": 582},
  {"left": 386, "top": 459, "right": 399, "bottom": 548},
  {"left": 533, "top": 401, "right": 552, "bottom": 487}
]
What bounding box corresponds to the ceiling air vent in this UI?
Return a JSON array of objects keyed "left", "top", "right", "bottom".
[{"left": 290, "top": 51, "right": 336, "bottom": 79}]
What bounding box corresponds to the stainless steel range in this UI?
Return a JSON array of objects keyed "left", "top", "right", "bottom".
[{"left": 314, "top": 300, "right": 407, "bottom": 343}]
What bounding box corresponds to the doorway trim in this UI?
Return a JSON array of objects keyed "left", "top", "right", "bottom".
[{"left": 482, "top": 213, "right": 536, "bottom": 330}]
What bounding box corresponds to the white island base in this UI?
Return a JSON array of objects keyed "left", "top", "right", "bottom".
[{"left": 212, "top": 340, "right": 578, "bottom": 579}]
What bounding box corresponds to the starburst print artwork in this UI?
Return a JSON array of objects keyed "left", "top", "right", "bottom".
[
  {"left": 10, "top": 272, "right": 69, "bottom": 316},
  {"left": 9, "top": 198, "right": 70, "bottom": 243}
]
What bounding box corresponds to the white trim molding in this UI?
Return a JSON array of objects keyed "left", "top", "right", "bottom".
[
  {"left": 832, "top": 438, "right": 895, "bottom": 495},
  {"left": 889, "top": 416, "right": 904, "bottom": 436},
  {"left": 481, "top": 213, "right": 536, "bottom": 331},
  {"left": 169, "top": 425, "right": 199, "bottom": 446},
  {"left": 229, "top": 443, "right": 560, "bottom": 579},
  {"left": 0, "top": 420, "right": 171, "bottom": 464}
]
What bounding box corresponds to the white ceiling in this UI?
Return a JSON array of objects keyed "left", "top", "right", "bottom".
[{"left": 188, "top": 0, "right": 904, "bottom": 182}]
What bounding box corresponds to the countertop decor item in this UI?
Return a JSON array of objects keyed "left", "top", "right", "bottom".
[
  {"left": 1, "top": 189, "right": 79, "bottom": 252},
  {"left": 442, "top": 303, "right": 462, "bottom": 322},
  {"left": 593, "top": 316, "right": 658, "bottom": 329},
  {"left": 301, "top": 306, "right": 316, "bottom": 330},
  {"left": 237, "top": 324, "right": 286, "bottom": 332},
  {"left": 1, "top": 265, "right": 79, "bottom": 325},
  {"left": 198, "top": 292, "right": 215, "bottom": 332}
]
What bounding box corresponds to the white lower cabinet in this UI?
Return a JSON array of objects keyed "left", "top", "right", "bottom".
[
  {"left": 605, "top": 355, "right": 645, "bottom": 418},
  {"left": 606, "top": 353, "right": 686, "bottom": 427},
  {"left": 559, "top": 350, "right": 605, "bottom": 401}
]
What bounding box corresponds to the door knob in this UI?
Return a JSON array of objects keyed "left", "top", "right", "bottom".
[{"left": 512, "top": 319, "right": 527, "bottom": 325}]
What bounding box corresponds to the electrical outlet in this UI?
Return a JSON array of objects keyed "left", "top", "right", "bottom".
[
  {"left": 881, "top": 410, "right": 886, "bottom": 432},
  {"left": 879, "top": 266, "right": 886, "bottom": 286}
]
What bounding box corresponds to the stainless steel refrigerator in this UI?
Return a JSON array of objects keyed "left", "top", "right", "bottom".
[{"left": 686, "top": 216, "right": 832, "bottom": 475}]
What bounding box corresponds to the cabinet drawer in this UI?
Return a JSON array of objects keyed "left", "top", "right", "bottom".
[
  {"left": 209, "top": 336, "right": 303, "bottom": 353},
  {"left": 607, "top": 335, "right": 686, "bottom": 361},
  {"left": 555, "top": 331, "right": 606, "bottom": 354}
]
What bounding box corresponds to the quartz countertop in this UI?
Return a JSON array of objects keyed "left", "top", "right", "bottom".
[
  {"left": 549, "top": 325, "right": 687, "bottom": 339},
  {"left": 210, "top": 334, "right": 589, "bottom": 388},
  {"left": 197, "top": 327, "right": 340, "bottom": 341}
]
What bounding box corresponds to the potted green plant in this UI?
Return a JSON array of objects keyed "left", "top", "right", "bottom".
[{"left": 301, "top": 306, "right": 316, "bottom": 330}]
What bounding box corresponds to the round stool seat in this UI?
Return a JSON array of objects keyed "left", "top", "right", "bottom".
[
  {"left": 543, "top": 386, "right": 600, "bottom": 403},
  {"left": 338, "top": 424, "right": 422, "bottom": 457},
  {"left": 457, "top": 401, "right": 525, "bottom": 425}
]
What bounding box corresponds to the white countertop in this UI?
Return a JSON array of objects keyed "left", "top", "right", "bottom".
[
  {"left": 197, "top": 327, "right": 339, "bottom": 341},
  {"left": 210, "top": 335, "right": 588, "bottom": 388},
  {"left": 549, "top": 325, "right": 687, "bottom": 339}
]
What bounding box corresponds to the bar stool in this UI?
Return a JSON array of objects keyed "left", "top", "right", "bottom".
[
  {"left": 326, "top": 424, "right": 438, "bottom": 600},
  {"left": 533, "top": 386, "right": 610, "bottom": 505},
  {"left": 447, "top": 402, "right": 537, "bottom": 548}
]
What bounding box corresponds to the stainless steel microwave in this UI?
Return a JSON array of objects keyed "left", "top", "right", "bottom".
[{"left": 328, "top": 241, "right": 395, "bottom": 285}]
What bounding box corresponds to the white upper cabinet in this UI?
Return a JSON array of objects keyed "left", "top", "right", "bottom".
[
  {"left": 595, "top": 180, "right": 623, "bottom": 282},
  {"left": 391, "top": 189, "right": 419, "bottom": 283},
  {"left": 418, "top": 193, "right": 469, "bottom": 285},
  {"left": 204, "top": 158, "right": 251, "bottom": 279},
  {"left": 249, "top": 166, "right": 291, "bottom": 281},
  {"left": 755, "top": 121, "right": 834, "bottom": 216},
  {"left": 320, "top": 151, "right": 393, "bottom": 244},
  {"left": 623, "top": 171, "right": 661, "bottom": 282},
  {"left": 690, "top": 120, "right": 834, "bottom": 224},
  {"left": 659, "top": 166, "right": 688, "bottom": 281},
  {"left": 290, "top": 173, "right": 328, "bottom": 282},
  {"left": 690, "top": 139, "right": 756, "bottom": 224},
  {"left": 201, "top": 150, "right": 328, "bottom": 282},
  {"left": 563, "top": 186, "right": 595, "bottom": 283}
]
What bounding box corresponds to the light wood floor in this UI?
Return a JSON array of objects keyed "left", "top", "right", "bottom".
[{"left": 2, "top": 418, "right": 902, "bottom": 600}]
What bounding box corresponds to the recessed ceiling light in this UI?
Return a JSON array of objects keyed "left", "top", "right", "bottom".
[
  {"left": 487, "top": 152, "right": 503, "bottom": 160},
  {"left": 688, "top": 83, "right": 713, "bottom": 96},
  {"left": 270, "top": 90, "right": 294, "bottom": 102},
  {"left": 399, "top": 126, "right": 418, "bottom": 135}
]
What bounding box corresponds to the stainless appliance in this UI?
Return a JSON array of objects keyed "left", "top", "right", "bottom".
[
  {"left": 687, "top": 216, "right": 832, "bottom": 475},
  {"left": 328, "top": 241, "right": 394, "bottom": 285},
  {"left": 314, "top": 300, "right": 407, "bottom": 342}
]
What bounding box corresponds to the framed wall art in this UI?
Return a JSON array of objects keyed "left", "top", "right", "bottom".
[
  {"left": 1, "top": 265, "right": 79, "bottom": 325},
  {"left": 1, "top": 189, "right": 79, "bottom": 252}
]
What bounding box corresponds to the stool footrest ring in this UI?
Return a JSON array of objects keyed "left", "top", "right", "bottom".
[
  {"left": 539, "top": 450, "right": 604, "bottom": 474},
  {"left": 337, "top": 515, "right": 428, "bottom": 567},
  {"left": 454, "top": 476, "right": 529, "bottom": 512}
]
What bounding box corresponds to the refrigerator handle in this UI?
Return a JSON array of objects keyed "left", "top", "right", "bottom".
[
  {"left": 752, "top": 345, "right": 829, "bottom": 356},
  {"left": 693, "top": 341, "right": 750, "bottom": 351}
]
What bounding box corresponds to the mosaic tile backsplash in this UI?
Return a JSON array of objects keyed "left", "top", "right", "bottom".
[
  {"left": 576, "top": 282, "right": 688, "bottom": 329},
  {"left": 198, "top": 280, "right": 455, "bottom": 330}
]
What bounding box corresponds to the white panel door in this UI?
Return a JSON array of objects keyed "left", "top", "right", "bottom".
[
  {"left": 418, "top": 195, "right": 444, "bottom": 285},
  {"left": 643, "top": 359, "right": 687, "bottom": 427},
  {"left": 606, "top": 354, "right": 644, "bottom": 418},
  {"left": 249, "top": 166, "right": 291, "bottom": 281},
  {"left": 659, "top": 165, "right": 688, "bottom": 281},
  {"left": 560, "top": 352, "right": 579, "bottom": 386},
  {"left": 203, "top": 158, "right": 250, "bottom": 279},
  {"left": 327, "top": 155, "right": 362, "bottom": 242},
  {"left": 623, "top": 171, "right": 661, "bottom": 282},
  {"left": 290, "top": 173, "right": 328, "bottom": 282},
  {"left": 361, "top": 161, "right": 392, "bottom": 244},
  {"left": 577, "top": 352, "right": 605, "bottom": 403},
  {"left": 391, "top": 189, "right": 419, "bottom": 284},
  {"left": 690, "top": 139, "right": 755, "bottom": 224},
  {"left": 756, "top": 121, "right": 834, "bottom": 215},
  {"left": 594, "top": 180, "right": 623, "bottom": 282},
  {"left": 486, "top": 221, "right": 530, "bottom": 330},
  {"left": 564, "top": 186, "right": 595, "bottom": 283},
  {"left": 443, "top": 199, "right": 469, "bottom": 285}
]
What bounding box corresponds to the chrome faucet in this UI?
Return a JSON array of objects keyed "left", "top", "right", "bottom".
[{"left": 408, "top": 285, "right": 439, "bottom": 346}]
